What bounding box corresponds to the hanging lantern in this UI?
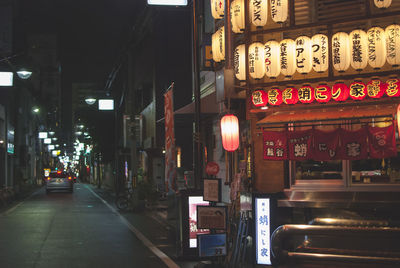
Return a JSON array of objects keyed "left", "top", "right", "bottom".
[
  {"left": 282, "top": 87, "right": 298, "bottom": 105},
  {"left": 349, "top": 81, "right": 367, "bottom": 100},
  {"left": 367, "top": 79, "right": 385, "bottom": 98},
  {"left": 231, "top": 0, "right": 245, "bottom": 33},
  {"left": 367, "top": 27, "right": 386, "bottom": 69},
  {"left": 332, "top": 82, "right": 350, "bottom": 102},
  {"left": 268, "top": 88, "right": 283, "bottom": 106},
  {"left": 295, "top": 36, "right": 313, "bottom": 74},
  {"left": 312, "top": 34, "right": 329, "bottom": 73},
  {"left": 270, "top": 0, "right": 288, "bottom": 23},
  {"left": 264, "top": 40, "right": 280, "bottom": 78},
  {"left": 298, "top": 85, "right": 315, "bottom": 104},
  {"left": 249, "top": 42, "right": 266, "bottom": 79},
  {"left": 211, "top": 0, "right": 224, "bottom": 19},
  {"left": 250, "top": 0, "right": 268, "bottom": 27},
  {"left": 252, "top": 90, "right": 268, "bottom": 107},
  {"left": 385, "top": 24, "right": 400, "bottom": 67},
  {"left": 211, "top": 27, "right": 225, "bottom": 62},
  {"left": 230, "top": 1, "right": 241, "bottom": 33},
  {"left": 332, "top": 32, "right": 351, "bottom": 72},
  {"left": 386, "top": 78, "right": 400, "bottom": 97},
  {"left": 374, "top": 0, "right": 392, "bottom": 9},
  {"left": 220, "top": 114, "right": 239, "bottom": 152},
  {"left": 234, "top": 44, "right": 246, "bottom": 81},
  {"left": 315, "top": 84, "right": 332, "bottom": 103},
  {"left": 349, "top": 29, "right": 368, "bottom": 71},
  {"left": 280, "top": 39, "right": 296, "bottom": 78}
]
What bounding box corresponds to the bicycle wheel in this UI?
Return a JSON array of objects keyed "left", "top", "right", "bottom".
[{"left": 116, "top": 196, "right": 129, "bottom": 211}]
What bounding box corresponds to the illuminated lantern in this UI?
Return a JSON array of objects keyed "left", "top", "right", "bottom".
[
  {"left": 231, "top": 0, "right": 245, "bottom": 33},
  {"left": 374, "top": 0, "right": 392, "bottom": 8},
  {"left": 211, "top": 0, "right": 224, "bottom": 19},
  {"left": 332, "top": 82, "right": 350, "bottom": 102},
  {"left": 312, "top": 34, "right": 329, "bottom": 73},
  {"left": 280, "top": 39, "right": 296, "bottom": 77},
  {"left": 349, "top": 29, "right": 368, "bottom": 71},
  {"left": 349, "top": 81, "right": 367, "bottom": 100},
  {"left": 367, "top": 27, "right": 386, "bottom": 69},
  {"left": 250, "top": 0, "right": 268, "bottom": 27},
  {"left": 367, "top": 79, "right": 385, "bottom": 98},
  {"left": 332, "top": 32, "right": 351, "bottom": 72},
  {"left": 211, "top": 27, "right": 225, "bottom": 62},
  {"left": 298, "top": 85, "right": 315, "bottom": 104},
  {"left": 386, "top": 78, "right": 400, "bottom": 97},
  {"left": 252, "top": 90, "right": 268, "bottom": 107},
  {"left": 267, "top": 88, "right": 283, "bottom": 106},
  {"left": 249, "top": 42, "right": 266, "bottom": 79},
  {"left": 385, "top": 24, "right": 400, "bottom": 67},
  {"left": 264, "top": 40, "right": 280, "bottom": 78},
  {"left": 230, "top": 1, "right": 241, "bottom": 33},
  {"left": 295, "top": 36, "right": 313, "bottom": 74},
  {"left": 315, "top": 84, "right": 332, "bottom": 103},
  {"left": 282, "top": 87, "right": 298, "bottom": 105},
  {"left": 234, "top": 44, "right": 246, "bottom": 81},
  {"left": 270, "top": 0, "right": 288, "bottom": 23},
  {"left": 220, "top": 114, "right": 239, "bottom": 152}
]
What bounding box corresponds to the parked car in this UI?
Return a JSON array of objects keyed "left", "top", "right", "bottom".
[{"left": 45, "top": 171, "right": 74, "bottom": 193}]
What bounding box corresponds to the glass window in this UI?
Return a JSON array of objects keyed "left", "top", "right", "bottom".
[{"left": 295, "top": 160, "right": 343, "bottom": 180}]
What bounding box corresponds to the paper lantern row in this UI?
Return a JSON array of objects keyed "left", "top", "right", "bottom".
[{"left": 251, "top": 78, "right": 400, "bottom": 107}]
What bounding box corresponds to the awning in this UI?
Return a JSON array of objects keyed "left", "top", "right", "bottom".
[{"left": 174, "top": 91, "right": 219, "bottom": 114}]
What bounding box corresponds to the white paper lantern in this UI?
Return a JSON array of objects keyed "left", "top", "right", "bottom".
[
  {"left": 332, "top": 32, "right": 351, "bottom": 72},
  {"left": 264, "top": 40, "right": 281, "bottom": 78},
  {"left": 385, "top": 24, "right": 400, "bottom": 67},
  {"left": 280, "top": 39, "right": 296, "bottom": 77},
  {"left": 211, "top": 27, "right": 225, "bottom": 62},
  {"left": 312, "top": 34, "right": 329, "bottom": 73},
  {"left": 349, "top": 29, "right": 368, "bottom": 71},
  {"left": 367, "top": 27, "right": 387, "bottom": 69},
  {"left": 249, "top": 42, "right": 266, "bottom": 79},
  {"left": 230, "top": 1, "right": 241, "bottom": 33},
  {"left": 250, "top": 0, "right": 268, "bottom": 27},
  {"left": 231, "top": 0, "right": 245, "bottom": 33},
  {"left": 234, "top": 44, "right": 246, "bottom": 81},
  {"left": 211, "top": 0, "right": 224, "bottom": 19},
  {"left": 295, "top": 36, "right": 312, "bottom": 74},
  {"left": 374, "top": 0, "right": 392, "bottom": 8},
  {"left": 270, "top": 0, "right": 288, "bottom": 23}
]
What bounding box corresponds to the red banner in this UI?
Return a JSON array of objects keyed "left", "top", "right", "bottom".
[
  {"left": 368, "top": 124, "right": 397, "bottom": 159},
  {"left": 338, "top": 128, "right": 368, "bottom": 160},
  {"left": 164, "top": 86, "right": 176, "bottom": 192},
  {"left": 263, "top": 131, "right": 288, "bottom": 160},
  {"left": 288, "top": 130, "right": 313, "bottom": 160},
  {"left": 313, "top": 129, "right": 340, "bottom": 161}
]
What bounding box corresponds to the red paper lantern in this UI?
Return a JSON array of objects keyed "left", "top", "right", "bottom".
[
  {"left": 220, "top": 114, "right": 239, "bottom": 152},
  {"left": 298, "top": 85, "right": 315, "bottom": 104},
  {"left": 315, "top": 84, "right": 332, "bottom": 103},
  {"left": 282, "top": 87, "right": 298, "bottom": 105},
  {"left": 331, "top": 82, "right": 349, "bottom": 101},
  {"left": 251, "top": 90, "right": 268, "bottom": 107},
  {"left": 349, "top": 81, "right": 367, "bottom": 100},
  {"left": 268, "top": 88, "right": 283, "bottom": 106},
  {"left": 386, "top": 78, "right": 400, "bottom": 97},
  {"left": 367, "top": 79, "right": 385, "bottom": 98}
]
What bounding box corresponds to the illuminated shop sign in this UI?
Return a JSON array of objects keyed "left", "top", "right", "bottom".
[
  {"left": 188, "top": 196, "right": 209, "bottom": 248},
  {"left": 256, "top": 197, "right": 271, "bottom": 265}
]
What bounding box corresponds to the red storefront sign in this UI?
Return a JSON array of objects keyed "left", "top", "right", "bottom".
[
  {"left": 367, "top": 79, "right": 385, "bottom": 98},
  {"left": 288, "top": 130, "right": 313, "bottom": 160},
  {"left": 263, "top": 130, "right": 288, "bottom": 160},
  {"left": 298, "top": 85, "right": 315, "bottom": 104},
  {"left": 315, "top": 84, "right": 332, "bottom": 103},
  {"left": 268, "top": 88, "right": 283, "bottom": 106},
  {"left": 205, "top": 162, "right": 220, "bottom": 176},
  {"left": 338, "top": 128, "right": 368, "bottom": 160},
  {"left": 313, "top": 129, "right": 340, "bottom": 161},
  {"left": 349, "top": 81, "right": 367, "bottom": 100},
  {"left": 368, "top": 124, "right": 397, "bottom": 159},
  {"left": 282, "top": 87, "right": 298, "bottom": 105},
  {"left": 252, "top": 90, "right": 268, "bottom": 107}
]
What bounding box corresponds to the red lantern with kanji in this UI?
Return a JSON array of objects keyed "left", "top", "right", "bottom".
[
  {"left": 298, "top": 85, "right": 315, "bottom": 104},
  {"left": 251, "top": 90, "right": 268, "bottom": 107},
  {"left": 282, "top": 87, "right": 298, "bottom": 105},
  {"left": 220, "top": 114, "right": 239, "bottom": 152},
  {"left": 349, "top": 81, "right": 367, "bottom": 100},
  {"left": 367, "top": 79, "right": 385, "bottom": 99},
  {"left": 386, "top": 78, "right": 400, "bottom": 97},
  {"left": 331, "top": 82, "right": 349, "bottom": 101},
  {"left": 268, "top": 88, "right": 283, "bottom": 106},
  {"left": 315, "top": 84, "right": 332, "bottom": 103}
]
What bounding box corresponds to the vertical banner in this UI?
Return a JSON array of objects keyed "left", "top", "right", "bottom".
[
  {"left": 313, "top": 129, "right": 340, "bottom": 161},
  {"left": 338, "top": 128, "right": 368, "bottom": 160},
  {"left": 368, "top": 124, "right": 397, "bottom": 159},
  {"left": 164, "top": 85, "right": 176, "bottom": 193}
]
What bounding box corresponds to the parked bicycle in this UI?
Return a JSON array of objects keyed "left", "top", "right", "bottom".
[{"left": 115, "top": 187, "right": 134, "bottom": 211}]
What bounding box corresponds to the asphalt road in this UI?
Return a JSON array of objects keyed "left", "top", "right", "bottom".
[{"left": 0, "top": 183, "right": 176, "bottom": 268}]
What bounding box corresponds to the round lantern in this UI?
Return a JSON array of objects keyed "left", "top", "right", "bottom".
[
  {"left": 234, "top": 44, "right": 246, "bottom": 81},
  {"left": 220, "top": 114, "right": 239, "bottom": 152},
  {"left": 267, "top": 88, "right": 283, "bottom": 106},
  {"left": 298, "top": 85, "right": 315, "bottom": 104},
  {"left": 295, "top": 36, "right": 313, "bottom": 74},
  {"left": 212, "top": 27, "right": 225, "bottom": 62},
  {"left": 332, "top": 82, "right": 350, "bottom": 102},
  {"left": 230, "top": 1, "right": 240, "bottom": 33},
  {"left": 282, "top": 87, "right": 298, "bottom": 105},
  {"left": 280, "top": 39, "right": 296, "bottom": 78},
  {"left": 252, "top": 90, "right": 268, "bottom": 107},
  {"left": 386, "top": 78, "right": 400, "bottom": 97},
  {"left": 211, "top": 0, "right": 224, "bottom": 19},
  {"left": 315, "top": 84, "right": 332, "bottom": 103},
  {"left": 249, "top": 0, "right": 268, "bottom": 27},
  {"left": 374, "top": 0, "right": 392, "bottom": 8},
  {"left": 312, "top": 34, "right": 329, "bottom": 73},
  {"left": 270, "top": 0, "right": 288, "bottom": 23},
  {"left": 264, "top": 40, "right": 280, "bottom": 78},
  {"left": 349, "top": 29, "right": 368, "bottom": 71},
  {"left": 332, "top": 32, "right": 351, "bottom": 72},
  {"left": 249, "top": 42, "right": 266, "bottom": 79},
  {"left": 349, "top": 81, "right": 367, "bottom": 100},
  {"left": 367, "top": 27, "right": 387, "bottom": 69},
  {"left": 211, "top": 31, "right": 219, "bottom": 62},
  {"left": 385, "top": 24, "right": 400, "bottom": 67},
  {"left": 367, "top": 79, "right": 385, "bottom": 98},
  {"left": 231, "top": 0, "right": 245, "bottom": 33}
]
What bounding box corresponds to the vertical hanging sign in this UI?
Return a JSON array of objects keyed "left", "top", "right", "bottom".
[{"left": 164, "top": 85, "right": 177, "bottom": 193}]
